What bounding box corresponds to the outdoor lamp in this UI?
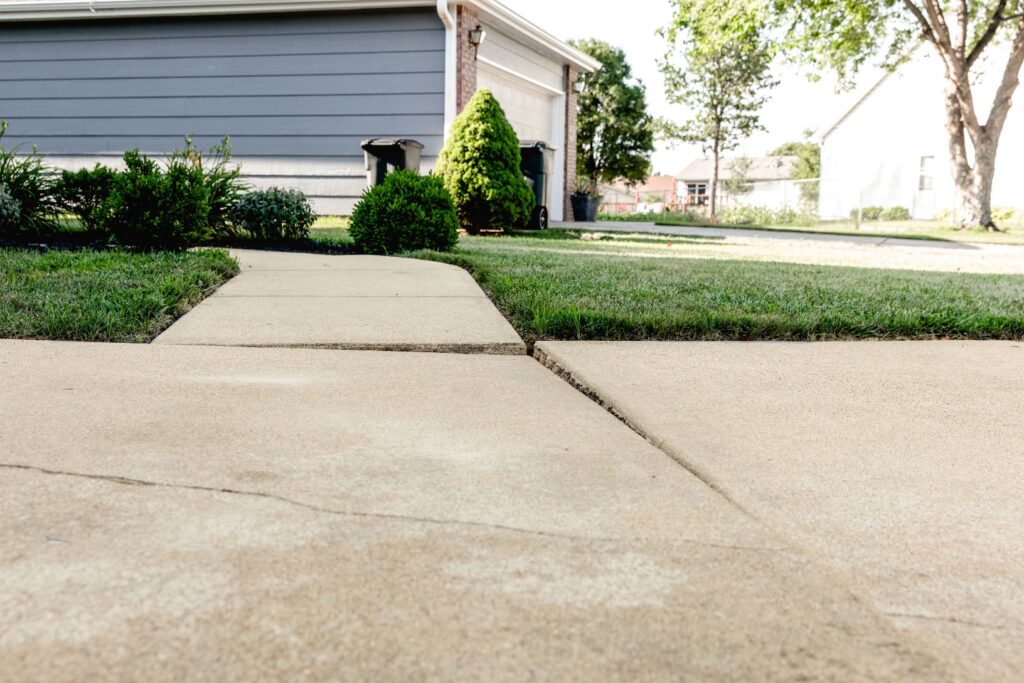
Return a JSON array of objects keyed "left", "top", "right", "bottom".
[{"left": 468, "top": 25, "right": 486, "bottom": 47}]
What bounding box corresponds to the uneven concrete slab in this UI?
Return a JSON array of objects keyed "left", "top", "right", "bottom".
[
  {"left": 536, "top": 339, "right": 1024, "bottom": 681},
  {"left": 155, "top": 250, "right": 524, "bottom": 353},
  {"left": 0, "top": 340, "right": 947, "bottom": 681}
]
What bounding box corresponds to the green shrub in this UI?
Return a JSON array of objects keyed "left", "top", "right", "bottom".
[
  {"left": 169, "top": 136, "right": 247, "bottom": 237},
  {"left": 349, "top": 171, "right": 458, "bottom": 255},
  {"left": 231, "top": 187, "right": 315, "bottom": 240},
  {"left": 0, "top": 120, "right": 61, "bottom": 236},
  {"left": 0, "top": 183, "right": 20, "bottom": 231},
  {"left": 719, "top": 205, "right": 817, "bottom": 226},
  {"left": 103, "top": 149, "right": 211, "bottom": 248},
  {"left": 57, "top": 164, "right": 117, "bottom": 231},
  {"left": 850, "top": 206, "right": 884, "bottom": 221},
  {"left": 879, "top": 206, "right": 911, "bottom": 221},
  {"left": 436, "top": 89, "right": 534, "bottom": 233}
]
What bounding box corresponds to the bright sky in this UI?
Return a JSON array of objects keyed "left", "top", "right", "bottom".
[{"left": 505, "top": 0, "right": 864, "bottom": 175}]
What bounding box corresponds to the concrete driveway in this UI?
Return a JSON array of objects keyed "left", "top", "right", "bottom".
[
  {"left": 0, "top": 341, "right": 948, "bottom": 682},
  {"left": 537, "top": 340, "right": 1024, "bottom": 682},
  {"left": 553, "top": 221, "right": 1024, "bottom": 274}
]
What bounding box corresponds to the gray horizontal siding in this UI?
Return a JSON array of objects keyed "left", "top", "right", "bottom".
[{"left": 0, "top": 10, "right": 446, "bottom": 214}]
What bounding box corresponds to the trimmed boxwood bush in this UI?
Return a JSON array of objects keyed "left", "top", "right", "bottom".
[
  {"left": 349, "top": 171, "right": 458, "bottom": 255},
  {"left": 231, "top": 187, "right": 316, "bottom": 240},
  {"left": 0, "top": 120, "right": 61, "bottom": 236},
  {"left": 436, "top": 89, "right": 534, "bottom": 233}
]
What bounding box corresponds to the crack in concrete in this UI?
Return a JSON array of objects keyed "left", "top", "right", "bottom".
[
  {"left": 885, "top": 611, "right": 1020, "bottom": 632},
  {"left": 0, "top": 463, "right": 780, "bottom": 554},
  {"left": 533, "top": 347, "right": 756, "bottom": 519}
]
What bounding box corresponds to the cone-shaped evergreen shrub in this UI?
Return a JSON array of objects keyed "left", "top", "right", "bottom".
[
  {"left": 349, "top": 171, "right": 459, "bottom": 255},
  {"left": 436, "top": 89, "right": 534, "bottom": 232}
]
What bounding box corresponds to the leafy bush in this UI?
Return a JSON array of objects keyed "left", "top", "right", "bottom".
[
  {"left": 879, "top": 206, "right": 911, "bottom": 221},
  {"left": 231, "top": 187, "right": 315, "bottom": 240},
  {"left": 349, "top": 170, "right": 458, "bottom": 255},
  {"left": 850, "top": 206, "right": 884, "bottom": 221},
  {"left": 719, "top": 205, "right": 817, "bottom": 226},
  {"left": 103, "top": 149, "right": 211, "bottom": 248},
  {"left": 169, "top": 136, "right": 247, "bottom": 237},
  {"left": 0, "top": 183, "right": 20, "bottom": 231},
  {"left": 57, "top": 165, "right": 117, "bottom": 231},
  {"left": 436, "top": 89, "right": 534, "bottom": 233},
  {"left": 0, "top": 120, "right": 61, "bottom": 236}
]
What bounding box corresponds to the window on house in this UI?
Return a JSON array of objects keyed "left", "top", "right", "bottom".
[
  {"left": 686, "top": 183, "right": 708, "bottom": 206},
  {"left": 919, "top": 156, "right": 935, "bottom": 191}
]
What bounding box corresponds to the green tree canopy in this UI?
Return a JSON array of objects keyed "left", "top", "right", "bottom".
[
  {"left": 661, "top": 0, "right": 778, "bottom": 217},
  {"left": 571, "top": 39, "right": 655, "bottom": 195}
]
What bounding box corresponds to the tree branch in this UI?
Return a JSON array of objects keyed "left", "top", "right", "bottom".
[
  {"left": 985, "top": 18, "right": 1024, "bottom": 138},
  {"left": 957, "top": 0, "right": 969, "bottom": 56},
  {"left": 967, "top": 0, "right": 1010, "bottom": 67},
  {"left": 901, "top": 0, "right": 937, "bottom": 43}
]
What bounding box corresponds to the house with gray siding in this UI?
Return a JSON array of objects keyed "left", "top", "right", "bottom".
[{"left": 0, "top": 0, "right": 597, "bottom": 216}]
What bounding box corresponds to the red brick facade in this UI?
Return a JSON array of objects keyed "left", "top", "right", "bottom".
[
  {"left": 563, "top": 65, "right": 579, "bottom": 220},
  {"left": 455, "top": 6, "right": 479, "bottom": 113}
]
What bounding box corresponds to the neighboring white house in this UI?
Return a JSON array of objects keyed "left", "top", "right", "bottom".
[
  {"left": 676, "top": 156, "right": 799, "bottom": 211},
  {"left": 819, "top": 44, "right": 1024, "bottom": 221}
]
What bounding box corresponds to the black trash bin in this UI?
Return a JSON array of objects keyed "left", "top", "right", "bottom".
[
  {"left": 519, "top": 141, "right": 555, "bottom": 229},
  {"left": 362, "top": 138, "right": 424, "bottom": 187}
]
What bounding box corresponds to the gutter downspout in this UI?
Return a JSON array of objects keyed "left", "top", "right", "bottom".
[{"left": 437, "top": 0, "right": 457, "bottom": 140}]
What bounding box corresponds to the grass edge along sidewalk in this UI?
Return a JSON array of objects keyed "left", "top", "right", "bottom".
[
  {"left": 0, "top": 248, "right": 238, "bottom": 343},
  {"left": 410, "top": 239, "right": 1024, "bottom": 344}
]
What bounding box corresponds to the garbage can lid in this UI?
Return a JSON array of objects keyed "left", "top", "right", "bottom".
[
  {"left": 518, "top": 140, "right": 554, "bottom": 150},
  {"left": 361, "top": 138, "right": 425, "bottom": 151}
]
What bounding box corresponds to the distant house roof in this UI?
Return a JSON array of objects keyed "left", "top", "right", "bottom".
[
  {"left": 677, "top": 156, "right": 798, "bottom": 182},
  {"left": 0, "top": 0, "right": 600, "bottom": 72}
]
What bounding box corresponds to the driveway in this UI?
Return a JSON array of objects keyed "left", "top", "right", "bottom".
[
  {"left": 553, "top": 221, "right": 1024, "bottom": 274},
  {"left": 537, "top": 339, "right": 1024, "bottom": 682}
]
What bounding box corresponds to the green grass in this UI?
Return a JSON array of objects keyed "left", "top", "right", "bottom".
[
  {"left": 409, "top": 233, "right": 1024, "bottom": 343},
  {"left": 0, "top": 248, "right": 238, "bottom": 342}
]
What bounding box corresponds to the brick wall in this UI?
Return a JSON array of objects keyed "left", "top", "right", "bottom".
[
  {"left": 564, "top": 65, "right": 579, "bottom": 220},
  {"left": 456, "top": 6, "right": 479, "bottom": 113}
]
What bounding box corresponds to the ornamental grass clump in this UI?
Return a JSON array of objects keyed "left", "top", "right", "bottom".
[{"left": 436, "top": 89, "right": 534, "bottom": 233}]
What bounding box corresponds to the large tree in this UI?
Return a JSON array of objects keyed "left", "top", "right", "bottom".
[
  {"left": 772, "top": 1, "right": 1024, "bottom": 230},
  {"left": 661, "top": 0, "right": 778, "bottom": 218},
  {"left": 571, "top": 40, "right": 655, "bottom": 195}
]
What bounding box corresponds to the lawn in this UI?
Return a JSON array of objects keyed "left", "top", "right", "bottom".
[
  {"left": 409, "top": 232, "right": 1024, "bottom": 343},
  {"left": 0, "top": 248, "right": 238, "bottom": 342}
]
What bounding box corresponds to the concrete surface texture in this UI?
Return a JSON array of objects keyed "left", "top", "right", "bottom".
[
  {"left": 0, "top": 340, "right": 950, "bottom": 682},
  {"left": 536, "top": 339, "right": 1024, "bottom": 681},
  {"left": 553, "top": 221, "right": 1024, "bottom": 274},
  {"left": 153, "top": 250, "right": 525, "bottom": 353}
]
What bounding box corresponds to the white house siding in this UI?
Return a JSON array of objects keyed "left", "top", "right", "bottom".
[
  {"left": 476, "top": 25, "right": 567, "bottom": 220},
  {"left": 0, "top": 10, "right": 446, "bottom": 215},
  {"left": 820, "top": 45, "right": 1024, "bottom": 220}
]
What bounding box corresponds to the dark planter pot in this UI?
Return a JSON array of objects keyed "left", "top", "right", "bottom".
[{"left": 571, "top": 194, "right": 599, "bottom": 222}]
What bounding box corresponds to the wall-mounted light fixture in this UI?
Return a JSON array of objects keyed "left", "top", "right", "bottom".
[
  {"left": 468, "top": 24, "right": 486, "bottom": 48},
  {"left": 573, "top": 79, "right": 585, "bottom": 94}
]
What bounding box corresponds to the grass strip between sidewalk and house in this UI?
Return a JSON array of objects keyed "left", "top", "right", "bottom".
[
  {"left": 0, "top": 248, "right": 238, "bottom": 343},
  {"left": 409, "top": 236, "right": 1024, "bottom": 343}
]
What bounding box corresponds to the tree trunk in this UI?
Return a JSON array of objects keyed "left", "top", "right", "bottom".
[{"left": 710, "top": 139, "right": 720, "bottom": 219}]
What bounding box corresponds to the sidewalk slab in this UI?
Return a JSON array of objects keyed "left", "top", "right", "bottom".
[
  {"left": 0, "top": 340, "right": 946, "bottom": 682},
  {"left": 154, "top": 250, "right": 524, "bottom": 353},
  {"left": 536, "top": 339, "right": 1024, "bottom": 681}
]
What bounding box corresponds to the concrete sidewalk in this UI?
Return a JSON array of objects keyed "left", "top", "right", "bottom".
[
  {"left": 0, "top": 340, "right": 947, "bottom": 682},
  {"left": 536, "top": 340, "right": 1024, "bottom": 681},
  {"left": 154, "top": 250, "right": 525, "bottom": 354}
]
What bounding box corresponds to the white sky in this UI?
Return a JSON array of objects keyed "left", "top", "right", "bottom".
[{"left": 505, "top": 0, "right": 866, "bottom": 175}]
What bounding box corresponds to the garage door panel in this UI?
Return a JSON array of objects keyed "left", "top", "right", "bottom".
[{"left": 477, "top": 67, "right": 555, "bottom": 144}]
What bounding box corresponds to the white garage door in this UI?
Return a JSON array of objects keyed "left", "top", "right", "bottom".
[{"left": 477, "top": 63, "right": 557, "bottom": 143}]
